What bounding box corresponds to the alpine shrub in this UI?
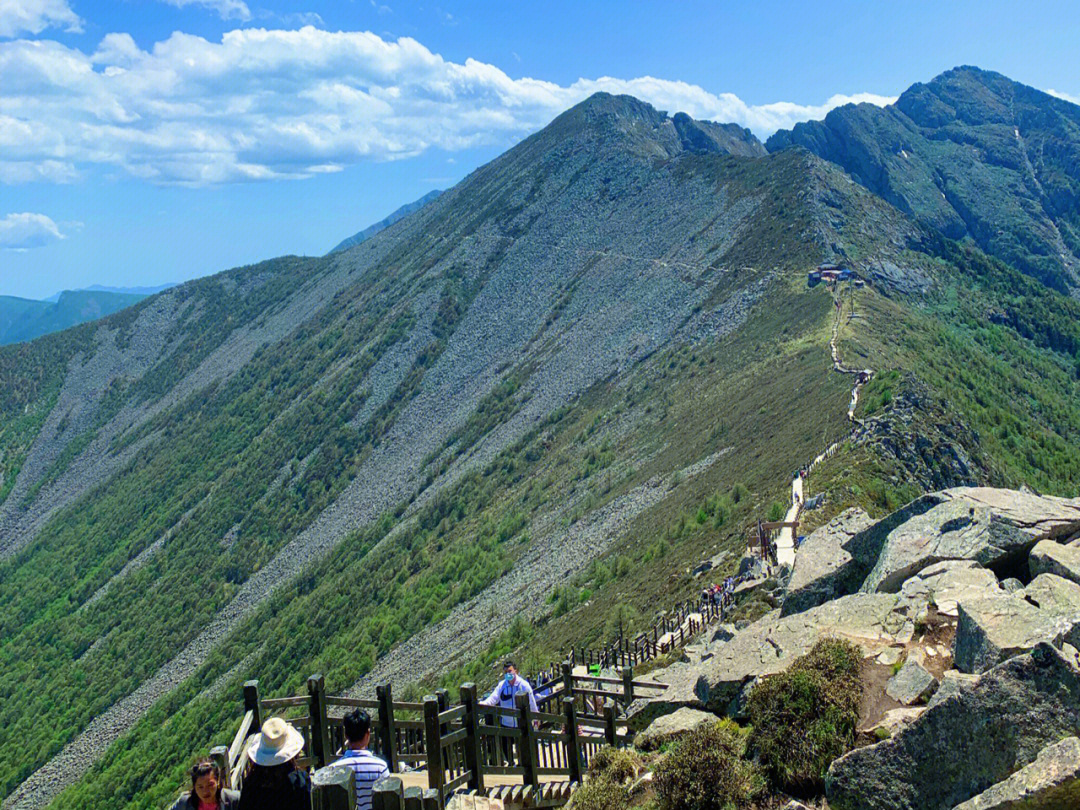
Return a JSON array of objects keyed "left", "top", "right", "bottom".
[
  {"left": 654, "top": 720, "right": 763, "bottom": 810},
  {"left": 746, "top": 637, "right": 862, "bottom": 795}
]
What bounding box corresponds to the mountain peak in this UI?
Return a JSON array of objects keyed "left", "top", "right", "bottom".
[
  {"left": 548, "top": 92, "right": 765, "bottom": 159},
  {"left": 767, "top": 66, "right": 1080, "bottom": 293}
]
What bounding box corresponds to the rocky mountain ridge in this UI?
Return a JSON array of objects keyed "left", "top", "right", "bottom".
[
  {"left": 768, "top": 66, "right": 1080, "bottom": 294},
  {"left": 1, "top": 70, "right": 1079, "bottom": 810}
]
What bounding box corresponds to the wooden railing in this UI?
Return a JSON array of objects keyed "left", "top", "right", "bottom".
[
  {"left": 218, "top": 665, "right": 664, "bottom": 808},
  {"left": 567, "top": 590, "right": 734, "bottom": 671}
]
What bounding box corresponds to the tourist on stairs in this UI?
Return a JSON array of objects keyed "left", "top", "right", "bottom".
[
  {"left": 480, "top": 661, "right": 539, "bottom": 765},
  {"left": 238, "top": 718, "right": 310, "bottom": 810},
  {"left": 333, "top": 709, "right": 389, "bottom": 810},
  {"left": 169, "top": 759, "right": 239, "bottom": 810}
]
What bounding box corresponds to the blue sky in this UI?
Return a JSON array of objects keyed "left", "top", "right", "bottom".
[{"left": 2, "top": 0, "right": 1079, "bottom": 300}]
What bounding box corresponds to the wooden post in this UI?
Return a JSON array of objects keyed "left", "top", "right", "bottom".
[
  {"left": 244, "top": 680, "right": 262, "bottom": 731},
  {"left": 403, "top": 786, "right": 423, "bottom": 810},
  {"left": 516, "top": 692, "right": 539, "bottom": 789},
  {"left": 563, "top": 696, "right": 582, "bottom": 784},
  {"left": 604, "top": 701, "right": 617, "bottom": 747},
  {"left": 423, "top": 696, "right": 445, "bottom": 799},
  {"left": 209, "top": 745, "right": 227, "bottom": 781},
  {"left": 308, "top": 674, "right": 330, "bottom": 769},
  {"left": 373, "top": 776, "right": 404, "bottom": 810},
  {"left": 421, "top": 789, "right": 440, "bottom": 810},
  {"left": 460, "top": 683, "right": 484, "bottom": 792},
  {"left": 622, "top": 667, "right": 633, "bottom": 709},
  {"left": 312, "top": 765, "right": 356, "bottom": 810},
  {"left": 376, "top": 684, "right": 399, "bottom": 774}
]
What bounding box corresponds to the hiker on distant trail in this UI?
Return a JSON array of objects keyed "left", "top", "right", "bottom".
[
  {"left": 481, "top": 661, "right": 539, "bottom": 765},
  {"left": 169, "top": 758, "right": 239, "bottom": 810},
  {"left": 334, "top": 708, "right": 389, "bottom": 810},
  {"left": 238, "top": 718, "right": 310, "bottom": 810}
]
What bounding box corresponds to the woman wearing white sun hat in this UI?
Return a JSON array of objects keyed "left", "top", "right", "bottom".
[{"left": 237, "top": 717, "right": 311, "bottom": 810}]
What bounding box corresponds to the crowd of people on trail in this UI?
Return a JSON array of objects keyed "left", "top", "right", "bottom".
[{"left": 700, "top": 576, "right": 741, "bottom": 611}]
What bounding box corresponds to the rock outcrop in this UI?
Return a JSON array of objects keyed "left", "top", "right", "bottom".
[
  {"left": 953, "top": 595, "right": 1076, "bottom": 674},
  {"left": 826, "top": 643, "right": 1080, "bottom": 810},
  {"left": 781, "top": 508, "right": 873, "bottom": 616},
  {"left": 898, "top": 560, "right": 1000, "bottom": 617},
  {"left": 927, "top": 669, "right": 980, "bottom": 709},
  {"left": 952, "top": 736, "right": 1080, "bottom": 810},
  {"left": 633, "top": 707, "right": 716, "bottom": 751},
  {"left": 1029, "top": 540, "right": 1080, "bottom": 586},
  {"left": 861, "top": 489, "right": 1080, "bottom": 593},
  {"left": 647, "top": 594, "right": 918, "bottom": 718}
]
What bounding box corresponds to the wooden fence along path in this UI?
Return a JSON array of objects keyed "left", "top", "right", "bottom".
[
  {"left": 212, "top": 663, "right": 665, "bottom": 809},
  {"left": 566, "top": 593, "right": 732, "bottom": 672},
  {"left": 209, "top": 580, "right": 743, "bottom": 808}
]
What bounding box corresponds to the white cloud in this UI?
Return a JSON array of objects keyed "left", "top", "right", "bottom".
[
  {"left": 0, "top": 212, "right": 65, "bottom": 249},
  {"left": 160, "top": 0, "right": 251, "bottom": 22},
  {"left": 0, "top": 0, "right": 82, "bottom": 38},
  {"left": 0, "top": 26, "right": 895, "bottom": 185},
  {"left": 1047, "top": 88, "right": 1080, "bottom": 106}
]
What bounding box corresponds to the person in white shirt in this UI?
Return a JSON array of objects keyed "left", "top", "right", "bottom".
[
  {"left": 480, "top": 661, "right": 538, "bottom": 765},
  {"left": 334, "top": 709, "right": 389, "bottom": 810}
]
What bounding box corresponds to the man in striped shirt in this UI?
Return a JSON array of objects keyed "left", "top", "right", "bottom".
[{"left": 335, "top": 708, "right": 390, "bottom": 810}]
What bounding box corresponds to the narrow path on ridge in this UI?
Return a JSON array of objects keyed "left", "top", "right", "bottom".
[{"left": 773, "top": 279, "right": 873, "bottom": 570}]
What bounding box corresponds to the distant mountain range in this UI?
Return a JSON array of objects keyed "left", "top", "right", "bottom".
[
  {"left": 329, "top": 189, "right": 443, "bottom": 253},
  {"left": 0, "top": 289, "right": 151, "bottom": 345},
  {"left": 43, "top": 283, "right": 175, "bottom": 302}
]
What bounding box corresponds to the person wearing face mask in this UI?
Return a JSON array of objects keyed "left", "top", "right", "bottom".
[
  {"left": 480, "top": 661, "right": 538, "bottom": 765},
  {"left": 169, "top": 758, "right": 240, "bottom": 810}
]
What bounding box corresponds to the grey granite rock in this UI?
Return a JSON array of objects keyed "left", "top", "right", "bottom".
[
  {"left": 886, "top": 659, "right": 937, "bottom": 705},
  {"left": 781, "top": 507, "right": 874, "bottom": 617},
  {"left": 1029, "top": 540, "right": 1080, "bottom": 587},
  {"left": 952, "top": 736, "right": 1080, "bottom": 810},
  {"left": 826, "top": 643, "right": 1080, "bottom": 810}
]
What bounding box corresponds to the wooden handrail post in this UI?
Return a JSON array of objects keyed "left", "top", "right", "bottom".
[
  {"left": 377, "top": 684, "right": 399, "bottom": 774},
  {"left": 421, "top": 789, "right": 440, "bottom": 810},
  {"left": 561, "top": 661, "right": 574, "bottom": 711},
  {"left": 308, "top": 674, "right": 330, "bottom": 768},
  {"left": 423, "top": 696, "right": 445, "bottom": 799},
  {"left": 460, "top": 683, "right": 484, "bottom": 792},
  {"left": 622, "top": 667, "right": 633, "bottom": 709},
  {"left": 516, "top": 692, "right": 539, "bottom": 789},
  {"left": 563, "top": 696, "right": 582, "bottom": 784},
  {"left": 373, "top": 776, "right": 404, "bottom": 810},
  {"left": 312, "top": 765, "right": 356, "bottom": 810},
  {"left": 209, "top": 745, "right": 227, "bottom": 781},
  {"left": 403, "top": 786, "right": 423, "bottom": 810},
  {"left": 604, "top": 701, "right": 617, "bottom": 747},
  {"left": 244, "top": 680, "right": 262, "bottom": 731}
]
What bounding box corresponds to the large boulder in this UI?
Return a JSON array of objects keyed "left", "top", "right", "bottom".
[
  {"left": 899, "top": 560, "right": 1001, "bottom": 617},
  {"left": 839, "top": 488, "right": 1080, "bottom": 596},
  {"left": 645, "top": 593, "right": 918, "bottom": 718},
  {"left": 952, "top": 736, "right": 1080, "bottom": 810},
  {"left": 1024, "top": 573, "right": 1080, "bottom": 619},
  {"left": 862, "top": 496, "right": 1072, "bottom": 594},
  {"left": 1029, "top": 540, "right": 1080, "bottom": 587},
  {"left": 633, "top": 707, "right": 715, "bottom": 751},
  {"left": 953, "top": 594, "right": 1077, "bottom": 674},
  {"left": 825, "top": 643, "right": 1080, "bottom": 810},
  {"left": 781, "top": 508, "right": 874, "bottom": 616}
]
